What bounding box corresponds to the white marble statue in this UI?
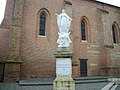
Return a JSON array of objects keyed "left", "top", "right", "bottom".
[{"left": 56, "top": 9, "right": 72, "bottom": 47}]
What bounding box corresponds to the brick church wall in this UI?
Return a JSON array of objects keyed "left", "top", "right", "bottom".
[{"left": 0, "top": 0, "right": 120, "bottom": 81}]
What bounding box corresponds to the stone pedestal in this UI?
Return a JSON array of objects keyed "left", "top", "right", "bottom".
[{"left": 53, "top": 47, "right": 75, "bottom": 90}]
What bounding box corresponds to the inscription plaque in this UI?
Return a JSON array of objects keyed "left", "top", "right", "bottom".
[{"left": 56, "top": 58, "right": 72, "bottom": 76}]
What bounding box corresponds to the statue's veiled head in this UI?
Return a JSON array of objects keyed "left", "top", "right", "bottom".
[{"left": 62, "top": 9, "right": 66, "bottom": 13}]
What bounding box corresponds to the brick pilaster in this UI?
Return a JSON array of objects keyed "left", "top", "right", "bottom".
[{"left": 4, "top": 0, "right": 24, "bottom": 82}]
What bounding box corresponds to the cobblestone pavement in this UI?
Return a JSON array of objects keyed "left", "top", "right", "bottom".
[{"left": 0, "top": 82, "right": 109, "bottom": 90}]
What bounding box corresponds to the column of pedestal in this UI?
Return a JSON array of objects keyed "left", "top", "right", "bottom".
[{"left": 53, "top": 47, "right": 75, "bottom": 90}]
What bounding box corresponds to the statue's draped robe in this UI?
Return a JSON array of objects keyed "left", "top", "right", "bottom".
[{"left": 56, "top": 10, "right": 72, "bottom": 47}]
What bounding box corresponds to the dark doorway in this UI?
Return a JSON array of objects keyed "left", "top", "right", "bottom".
[
  {"left": 0, "top": 63, "right": 4, "bottom": 82},
  {"left": 80, "top": 59, "right": 87, "bottom": 77}
]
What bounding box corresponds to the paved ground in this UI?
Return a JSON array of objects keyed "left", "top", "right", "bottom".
[
  {"left": 116, "top": 85, "right": 120, "bottom": 90},
  {"left": 0, "top": 77, "right": 120, "bottom": 90},
  {"left": 0, "top": 82, "right": 109, "bottom": 90}
]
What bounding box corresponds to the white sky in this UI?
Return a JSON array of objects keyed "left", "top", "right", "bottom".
[
  {"left": 0, "top": 0, "right": 120, "bottom": 24},
  {"left": 0, "top": 0, "right": 7, "bottom": 24},
  {"left": 96, "top": 0, "right": 120, "bottom": 6}
]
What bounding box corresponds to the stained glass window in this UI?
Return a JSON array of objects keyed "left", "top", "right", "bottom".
[
  {"left": 39, "top": 13, "right": 46, "bottom": 36},
  {"left": 81, "top": 19, "right": 86, "bottom": 40},
  {"left": 112, "top": 24, "right": 118, "bottom": 44}
]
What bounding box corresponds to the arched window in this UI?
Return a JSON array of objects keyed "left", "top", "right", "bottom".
[
  {"left": 80, "top": 17, "right": 90, "bottom": 42},
  {"left": 81, "top": 19, "right": 86, "bottom": 40},
  {"left": 112, "top": 23, "right": 119, "bottom": 44},
  {"left": 39, "top": 12, "right": 46, "bottom": 36}
]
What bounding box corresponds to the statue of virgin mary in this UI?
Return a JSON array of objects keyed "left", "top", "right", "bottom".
[{"left": 56, "top": 9, "right": 72, "bottom": 47}]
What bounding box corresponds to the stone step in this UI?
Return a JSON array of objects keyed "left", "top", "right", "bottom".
[
  {"left": 19, "top": 80, "right": 108, "bottom": 86},
  {"left": 18, "top": 79, "right": 54, "bottom": 86},
  {"left": 18, "top": 77, "right": 109, "bottom": 86},
  {"left": 75, "top": 79, "right": 108, "bottom": 84},
  {"left": 74, "top": 76, "right": 108, "bottom": 81}
]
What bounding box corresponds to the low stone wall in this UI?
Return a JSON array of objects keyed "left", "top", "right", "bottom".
[{"left": 108, "top": 78, "right": 120, "bottom": 84}]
